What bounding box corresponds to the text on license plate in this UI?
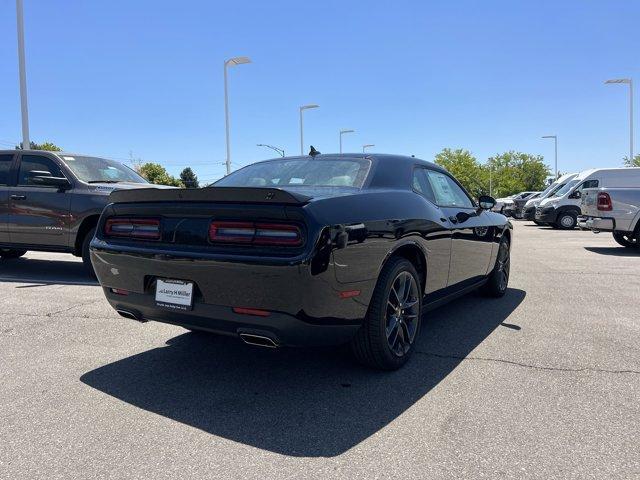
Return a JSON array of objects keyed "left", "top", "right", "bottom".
[{"left": 155, "top": 278, "right": 194, "bottom": 311}]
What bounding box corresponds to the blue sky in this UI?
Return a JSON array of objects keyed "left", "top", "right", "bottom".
[{"left": 1, "top": 0, "right": 638, "bottom": 183}]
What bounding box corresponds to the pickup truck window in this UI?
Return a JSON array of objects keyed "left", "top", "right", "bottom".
[
  {"left": 0, "top": 154, "right": 13, "bottom": 185},
  {"left": 18, "top": 155, "right": 65, "bottom": 187}
]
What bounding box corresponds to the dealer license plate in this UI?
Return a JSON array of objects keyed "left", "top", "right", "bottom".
[{"left": 155, "top": 278, "right": 194, "bottom": 311}]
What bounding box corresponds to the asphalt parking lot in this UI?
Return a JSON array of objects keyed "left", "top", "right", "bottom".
[{"left": 1, "top": 221, "right": 639, "bottom": 479}]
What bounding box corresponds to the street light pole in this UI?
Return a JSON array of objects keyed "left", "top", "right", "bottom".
[
  {"left": 542, "top": 135, "right": 558, "bottom": 178},
  {"left": 605, "top": 78, "right": 634, "bottom": 162},
  {"left": 299, "top": 104, "right": 319, "bottom": 155},
  {"left": 339, "top": 129, "right": 355, "bottom": 153},
  {"left": 257, "top": 143, "right": 285, "bottom": 157},
  {"left": 16, "top": 0, "right": 30, "bottom": 149},
  {"left": 362, "top": 144, "right": 375, "bottom": 153},
  {"left": 223, "top": 56, "right": 251, "bottom": 175}
]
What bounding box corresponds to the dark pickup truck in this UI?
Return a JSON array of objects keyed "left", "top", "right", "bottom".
[{"left": 0, "top": 149, "right": 170, "bottom": 272}]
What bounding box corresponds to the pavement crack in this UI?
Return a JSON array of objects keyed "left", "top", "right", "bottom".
[{"left": 415, "top": 351, "right": 640, "bottom": 375}]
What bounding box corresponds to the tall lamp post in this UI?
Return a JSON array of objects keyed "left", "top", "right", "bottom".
[
  {"left": 299, "top": 104, "right": 319, "bottom": 155},
  {"left": 362, "top": 144, "right": 375, "bottom": 153},
  {"left": 339, "top": 129, "right": 355, "bottom": 153},
  {"left": 16, "top": 0, "right": 30, "bottom": 149},
  {"left": 541, "top": 135, "right": 558, "bottom": 179},
  {"left": 605, "top": 78, "right": 634, "bottom": 163},
  {"left": 224, "top": 56, "right": 251, "bottom": 175},
  {"left": 257, "top": 143, "right": 285, "bottom": 157}
]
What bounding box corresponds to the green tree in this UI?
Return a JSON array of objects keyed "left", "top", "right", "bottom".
[
  {"left": 623, "top": 154, "right": 640, "bottom": 167},
  {"left": 16, "top": 141, "right": 62, "bottom": 151},
  {"left": 434, "top": 148, "right": 488, "bottom": 198},
  {"left": 137, "top": 162, "right": 183, "bottom": 187},
  {"left": 487, "top": 151, "right": 550, "bottom": 198},
  {"left": 179, "top": 167, "right": 199, "bottom": 188}
]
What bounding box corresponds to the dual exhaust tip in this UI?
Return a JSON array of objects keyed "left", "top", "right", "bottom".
[{"left": 116, "top": 310, "right": 279, "bottom": 348}]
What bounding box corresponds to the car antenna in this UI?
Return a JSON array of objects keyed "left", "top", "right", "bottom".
[{"left": 309, "top": 146, "right": 321, "bottom": 157}]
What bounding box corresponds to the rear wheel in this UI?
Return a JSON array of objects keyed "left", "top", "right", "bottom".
[
  {"left": 612, "top": 231, "right": 639, "bottom": 248},
  {"left": 350, "top": 257, "right": 422, "bottom": 371},
  {"left": 0, "top": 249, "right": 27, "bottom": 260},
  {"left": 480, "top": 236, "right": 510, "bottom": 297},
  {"left": 81, "top": 227, "right": 97, "bottom": 277}
]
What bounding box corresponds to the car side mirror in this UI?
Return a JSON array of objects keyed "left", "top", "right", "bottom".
[
  {"left": 478, "top": 195, "right": 496, "bottom": 210},
  {"left": 31, "top": 173, "right": 71, "bottom": 190}
]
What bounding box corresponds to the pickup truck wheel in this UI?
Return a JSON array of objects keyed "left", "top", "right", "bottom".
[
  {"left": 81, "top": 227, "right": 97, "bottom": 277},
  {"left": 350, "top": 257, "right": 422, "bottom": 371},
  {"left": 556, "top": 212, "right": 577, "bottom": 230},
  {"left": 612, "top": 231, "right": 639, "bottom": 248},
  {"left": 0, "top": 249, "right": 27, "bottom": 260},
  {"left": 480, "top": 236, "right": 510, "bottom": 298}
]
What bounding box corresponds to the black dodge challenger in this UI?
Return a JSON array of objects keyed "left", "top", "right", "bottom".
[{"left": 90, "top": 153, "right": 512, "bottom": 370}]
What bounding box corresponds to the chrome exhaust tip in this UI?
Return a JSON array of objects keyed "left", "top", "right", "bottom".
[
  {"left": 239, "top": 333, "right": 279, "bottom": 348},
  {"left": 116, "top": 309, "right": 147, "bottom": 323}
]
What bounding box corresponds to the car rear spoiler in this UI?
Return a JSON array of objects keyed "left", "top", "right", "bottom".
[{"left": 108, "top": 187, "right": 312, "bottom": 205}]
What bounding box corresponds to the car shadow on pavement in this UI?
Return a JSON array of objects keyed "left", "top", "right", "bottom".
[
  {"left": 584, "top": 246, "right": 640, "bottom": 257},
  {"left": 0, "top": 257, "right": 97, "bottom": 286},
  {"left": 81, "top": 288, "right": 525, "bottom": 457}
]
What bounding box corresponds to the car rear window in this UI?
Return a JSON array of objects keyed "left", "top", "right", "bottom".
[{"left": 215, "top": 158, "right": 372, "bottom": 188}]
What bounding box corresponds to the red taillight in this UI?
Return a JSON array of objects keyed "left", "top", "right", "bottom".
[
  {"left": 597, "top": 192, "right": 613, "bottom": 211},
  {"left": 233, "top": 307, "right": 271, "bottom": 317},
  {"left": 209, "top": 221, "right": 302, "bottom": 246},
  {"left": 105, "top": 218, "right": 161, "bottom": 240}
]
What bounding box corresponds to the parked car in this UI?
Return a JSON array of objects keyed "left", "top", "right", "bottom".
[
  {"left": 522, "top": 173, "right": 577, "bottom": 224},
  {"left": 90, "top": 153, "right": 513, "bottom": 370},
  {"left": 579, "top": 186, "right": 640, "bottom": 248},
  {"left": 503, "top": 191, "right": 541, "bottom": 219},
  {"left": 0, "top": 149, "right": 171, "bottom": 272},
  {"left": 494, "top": 192, "right": 537, "bottom": 216},
  {"left": 535, "top": 168, "right": 640, "bottom": 229}
]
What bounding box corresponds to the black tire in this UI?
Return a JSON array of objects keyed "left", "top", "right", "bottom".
[
  {"left": 480, "top": 236, "right": 510, "bottom": 298},
  {"left": 350, "top": 257, "right": 422, "bottom": 371},
  {"left": 555, "top": 211, "right": 577, "bottom": 230},
  {"left": 81, "top": 227, "right": 97, "bottom": 277},
  {"left": 612, "top": 231, "right": 639, "bottom": 249},
  {"left": 0, "top": 249, "right": 27, "bottom": 260}
]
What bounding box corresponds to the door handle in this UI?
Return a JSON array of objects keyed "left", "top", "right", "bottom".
[{"left": 10, "top": 195, "right": 26, "bottom": 200}]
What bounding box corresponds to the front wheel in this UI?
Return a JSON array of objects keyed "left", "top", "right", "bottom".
[
  {"left": 81, "top": 227, "right": 97, "bottom": 277},
  {"left": 0, "top": 249, "right": 27, "bottom": 260},
  {"left": 350, "top": 257, "right": 422, "bottom": 371},
  {"left": 612, "top": 231, "right": 639, "bottom": 248},
  {"left": 556, "top": 212, "right": 577, "bottom": 230},
  {"left": 480, "top": 236, "right": 510, "bottom": 298}
]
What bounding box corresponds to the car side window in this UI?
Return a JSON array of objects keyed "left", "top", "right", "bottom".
[
  {"left": 425, "top": 170, "right": 474, "bottom": 208},
  {"left": 0, "top": 154, "right": 13, "bottom": 185},
  {"left": 18, "top": 155, "right": 65, "bottom": 187},
  {"left": 577, "top": 179, "right": 598, "bottom": 192},
  {"left": 412, "top": 168, "right": 436, "bottom": 203}
]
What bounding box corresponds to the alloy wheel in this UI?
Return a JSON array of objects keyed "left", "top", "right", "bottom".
[
  {"left": 560, "top": 214, "right": 575, "bottom": 228},
  {"left": 496, "top": 240, "right": 510, "bottom": 291},
  {"left": 385, "top": 271, "right": 419, "bottom": 356}
]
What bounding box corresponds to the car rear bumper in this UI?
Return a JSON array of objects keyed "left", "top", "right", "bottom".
[
  {"left": 90, "top": 246, "right": 372, "bottom": 347},
  {"left": 103, "top": 288, "right": 361, "bottom": 347},
  {"left": 579, "top": 216, "right": 615, "bottom": 232}
]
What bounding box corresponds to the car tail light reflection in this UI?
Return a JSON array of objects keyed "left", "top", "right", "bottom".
[
  {"left": 209, "top": 221, "right": 302, "bottom": 246},
  {"left": 597, "top": 192, "right": 613, "bottom": 211},
  {"left": 105, "top": 218, "right": 161, "bottom": 240}
]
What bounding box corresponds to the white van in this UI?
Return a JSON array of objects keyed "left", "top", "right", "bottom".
[
  {"left": 534, "top": 168, "right": 640, "bottom": 229},
  {"left": 522, "top": 172, "right": 577, "bottom": 223}
]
